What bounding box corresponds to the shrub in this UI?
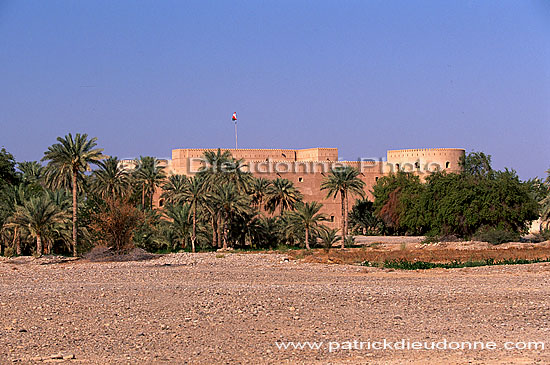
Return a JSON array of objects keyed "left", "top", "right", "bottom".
[
  {"left": 473, "top": 227, "right": 520, "bottom": 245},
  {"left": 90, "top": 199, "right": 145, "bottom": 252}
]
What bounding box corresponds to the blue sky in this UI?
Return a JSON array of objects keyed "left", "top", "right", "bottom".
[{"left": 0, "top": 0, "right": 548, "bottom": 179}]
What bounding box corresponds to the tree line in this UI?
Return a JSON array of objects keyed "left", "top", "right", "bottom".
[
  {"left": 0, "top": 135, "right": 548, "bottom": 257},
  {"left": 0, "top": 134, "right": 368, "bottom": 256}
]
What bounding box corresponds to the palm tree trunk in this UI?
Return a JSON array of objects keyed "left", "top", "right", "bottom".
[
  {"left": 305, "top": 227, "right": 310, "bottom": 250},
  {"left": 222, "top": 219, "right": 228, "bottom": 250},
  {"left": 191, "top": 205, "right": 197, "bottom": 253},
  {"left": 340, "top": 191, "right": 346, "bottom": 249},
  {"left": 211, "top": 215, "right": 217, "bottom": 247},
  {"left": 13, "top": 227, "right": 21, "bottom": 256},
  {"left": 344, "top": 193, "right": 349, "bottom": 240},
  {"left": 217, "top": 214, "right": 222, "bottom": 248},
  {"left": 72, "top": 169, "right": 78, "bottom": 257},
  {"left": 150, "top": 186, "right": 154, "bottom": 210},
  {"left": 36, "top": 233, "right": 43, "bottom": 257}
]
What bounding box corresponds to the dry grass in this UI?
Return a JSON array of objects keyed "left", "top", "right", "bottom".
[{"left": 288, "top": 244, "right": 550, "bottom": 265}]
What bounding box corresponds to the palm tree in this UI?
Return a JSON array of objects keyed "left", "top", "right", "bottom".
[
  {"left": 321, "top": 166, "right": 365, "bottom": 248},
  {"left": 18, "top": 161, "right": 44, "bottom": 185},
  {"left": 318, "top": 227, "right": 340, "bottom": 251},
  {"left": 163, "top": 203, "right": 192, "bottom": 249},
  {"left": 3, "top": 184, "right": 30, "bottom": 255},
  {"left": 91, "top": 157, "right": 130, "bottom": 200},
  {"left": 287, "top": 201, "right": 327, "bottom": 249},
  {"left": 250, "top": 178, "right": 271, "bottom": 211},
  {"left": 133, "top": 156, "right": 166, "bottom": 210},
  {"left": 179, "top": 176, "right": 206, "bottom": 253},
  {"left": 161, "top": 174, "right": 189, "bottom": 205},
  {"left": 265, "top": 178, "right": 303, "bottom": 215},
  {"left": 42, "top": 133, "right": 104, "bottom": 256},
  {"left": 348, "top": 198, "right": 380, "bottom": 235},
  {"left": 211, "top": 183, "right": 252, "bottom": 249},
  {"left": 9, "top": 195, "right": 67, "bottom": 256},
  {"left": 541, "top": 195, "right": 550, "bottom": 230},
  {"left": 198, "top": 149, "right": 233, "bottom": 184}
]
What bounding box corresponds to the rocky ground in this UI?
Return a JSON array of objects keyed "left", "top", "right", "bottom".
[{"left": 1, "top": 249, "right": 549, "bottom": 364}]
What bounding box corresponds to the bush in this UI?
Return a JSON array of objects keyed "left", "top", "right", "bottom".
[
  {"left": 90, "top": 199, "right": 145, "bottom": 252},
  {"left": 530, "top": 229, "right": 550, "bottom": 243},
  {"left": 473, "top": 227, "right": 520, "bottom": 245}
]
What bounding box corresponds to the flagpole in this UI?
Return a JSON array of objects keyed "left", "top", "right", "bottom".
[{"left": 234, "top": 120, "right": 238, "bottom": 149}]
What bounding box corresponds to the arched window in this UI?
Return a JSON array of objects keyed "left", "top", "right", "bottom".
[
  {"left": 159, "top": 199, "right": 165, "bottom": 207},
  {"left": 395, "top": 163, "right": 400, "bottom": 171},
  {"left": 415, "top": 161, "right": 420, "bottom": 169},
  {"left": 445, "top": 161, "right": 450, "bottom": 169}
]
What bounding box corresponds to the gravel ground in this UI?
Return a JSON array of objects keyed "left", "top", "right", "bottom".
[{"left": 1, "top": 252, "right": 549, "bottom": 364}]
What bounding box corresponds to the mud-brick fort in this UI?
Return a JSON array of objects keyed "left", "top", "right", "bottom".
[{"left": 147, "top": 147, "right": 464, "bottom": 228}]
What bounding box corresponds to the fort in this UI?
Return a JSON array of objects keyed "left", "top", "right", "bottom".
[{"left": 143, "top": 147, "right": 465, "bottom": 229}]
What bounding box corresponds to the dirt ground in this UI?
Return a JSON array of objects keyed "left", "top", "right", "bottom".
[{"left": 1, "top": 245, "right": 549, "bottom": 364}]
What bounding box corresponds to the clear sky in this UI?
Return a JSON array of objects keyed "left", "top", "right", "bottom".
[{"left": 1, "top": 0, "right": 548, "bottom": 179}]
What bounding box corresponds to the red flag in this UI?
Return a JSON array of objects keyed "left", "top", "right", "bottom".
[{"left": 232, "top": 112, "right": 237, "bottom": 121}]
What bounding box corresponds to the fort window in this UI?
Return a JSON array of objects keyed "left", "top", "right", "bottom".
[
  {"left": 415, "top": 161, "right": 420, "bottom": 169},
  {"left": 159, "top": 199, "right": 165, "bottom": 207},
  {"left": 375, "top": 176, "right": 379, "bottom": 181},
  {"left": 298, "top": 177, "right": 304, "bottom": 183},
  {"left": 330, "top": 216, "right": 335, "bottom": 222},
  {"left": 445, "top": 161, "right": 450, "bottom": 168},
  {"left": 395, "top": 163, "right": 400, "bottom": 171}
]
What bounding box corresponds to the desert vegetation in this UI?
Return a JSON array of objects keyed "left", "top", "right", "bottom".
[{"left": 0, "top": 135, "right": 549, "bottom": 257}]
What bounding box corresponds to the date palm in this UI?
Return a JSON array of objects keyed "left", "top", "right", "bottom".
[
  {"left": 318, "top": 227, "right": 340, "bottom": 251},
  {"left": 198, "top": 149, "right": 233, "bottom": 184},
  {"left": 265, "top": 178, "right": 303, "bottom": 215},
  {"left": 211, "top": 183, "right": 252, "bottom": 249},
  {"left": 18, "top": 161, "right": 44, "bottom": 186},
  {"left": 3, "top": 184, "right": 30, "bottom": 255},
  {"left": 91, "top": 157, "right": 130, "bottom": 200},
  {"left": 163, "top": 203, "right": 192, "bottom": 249},
  {"left": 179, "top": 176, "right": 206, "bottom": 253},
  {"left": 321, "top": 166, "right": 365, "bottom": 248},
  {"left": 287, "top": 201, "right": 327, "bottom": 249},
  {"left": 161, "top": 174, "right": 189, "bottom": 205},
  {"left": 9, "top": 194, "right": 67, "bottom": 257},
  {"left": 133, "top": 156, "right": 166, "bottom": 210},
  {"left": 42, "top": 133, "right": 104, "bottom": 256},
  {"left": 250, "top": 178, "right": 271, "bottom": 211}
]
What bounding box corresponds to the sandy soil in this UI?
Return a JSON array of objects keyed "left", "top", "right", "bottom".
[{"left": 1, "top": 249, "right": 549, "bottom": 364}]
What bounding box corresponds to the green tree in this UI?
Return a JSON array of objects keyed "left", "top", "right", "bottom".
[
  {"left": 179, "top": 176, "right": 206, "bottom": 253},
  {"left": 321, "top": 166, "right": 365, "bottom": 247},
  {"left": 372, "top": 171, "right": 425, "bottom": 234},
  {"left": 211, "top": 183, "right": 252, "bottom": 249},
  {"left": 348, "top": 198, "right": 380, "bottom": 235},
  {"left": 318, "top": 227, "right": 340, "bottom": 250},
  {"left": 9, "top": 194, "right": 68, "bottom": 256},
  {"left": 133, "top": 156, "right": 166, "bottom": 210},
  {"left": 459, "top": 151, "right": 492, "bottom": 178},
  {"left": 161, "top": 174, "right": 189, "bottom": 205},
  {"left": 250, "top": 177, "right": 271, "bottom": 211},
  {"left": 0, "top": 148, "right": 18, "bottom": 185},
  {"left": 91, "top": 157, "right": 130, "bottom": 200},
  {"left": 287, "top": 201, "right": 327, "bottom": 249},
  {"left": 265, "top": 178, "right": 303, "bottom": 215},
  {"left": 42, "top": 133, "right": 104, "bottom": 256},
  {"left": 18, "top": 161, "right": 44, "bottom": 186}
]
